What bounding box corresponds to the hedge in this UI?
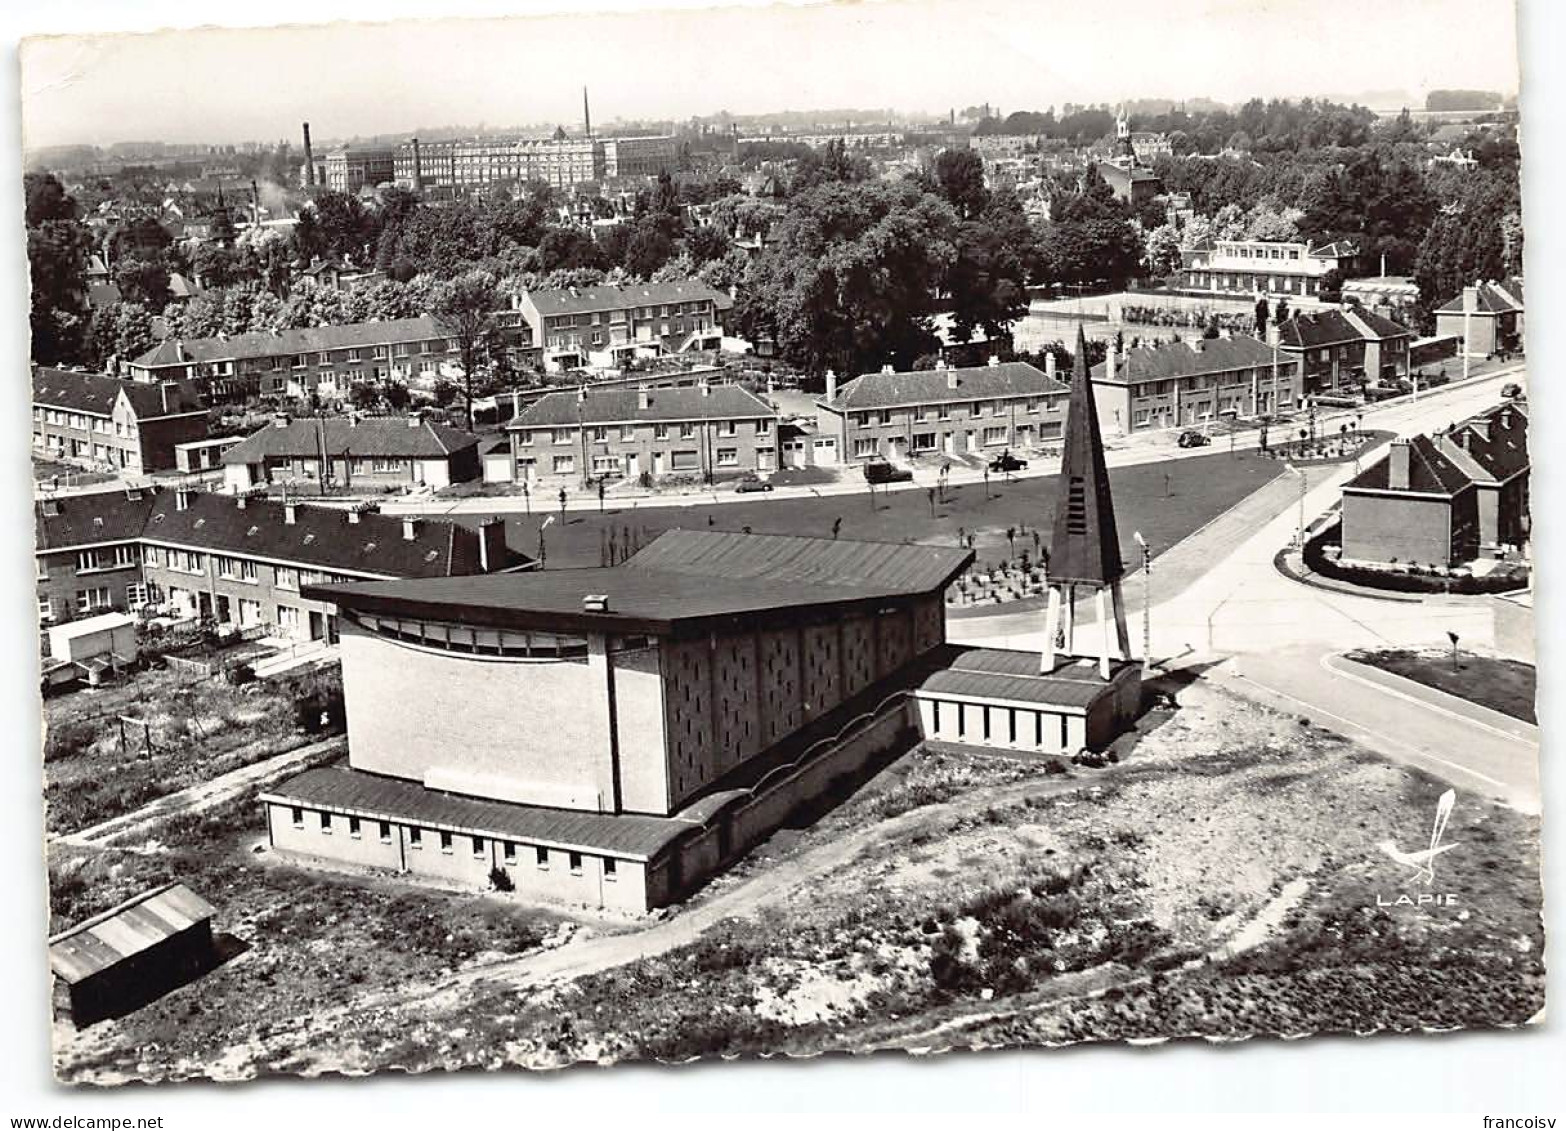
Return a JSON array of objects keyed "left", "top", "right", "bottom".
[{"left": 1304, "top": 525, "right": 1530, "bottom": 596}]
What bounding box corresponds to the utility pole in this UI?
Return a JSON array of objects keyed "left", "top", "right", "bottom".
[{"left": 1134, "top": 531, "right": 1151, "bottom": 665}]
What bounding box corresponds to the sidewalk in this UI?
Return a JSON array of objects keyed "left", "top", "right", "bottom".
[{"left": 1322, "top": 651, "right": 1538, "bottom": 743}]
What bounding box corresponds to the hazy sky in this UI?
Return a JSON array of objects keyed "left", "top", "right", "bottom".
[{"left": 19, "top": 0, "right": 1522, "bottom": 149}]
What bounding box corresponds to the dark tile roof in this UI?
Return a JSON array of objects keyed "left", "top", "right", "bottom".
[
  {"left": 1434, "top": 400, "right": 1529, "bottom": 484},
  {"left": 1276, "top": 308, "right": 1412, "bottom": 350},
  {"left": 1345, "top": 435, "right": 1473, "bottom": 496},
  {"left": 223, "top": 417, "right": 479, "bottom": 464},
  {"left": 130, "top": 316, "right": 445, "bottom": 368},
  {"left": 35, "top": 487, "right": 162, "bottom": 553},
  {"left": 261, "top": 767, "right": 690, "bottom": 860},
  {"left": 523, "top": 280, "right": 725, "bottom": 318},
  {"left": 1090, "top": 334, "right": 1294, "bottom": 386},
  {"left": 1433, "top": 278, "right": 1525, "bottom": 315},
  {"left": 916, "top": 647, "right": 1136, "bottom": 710},
  {"left": 831, "top": 362, "right": 1064, "bottom": 411},
  {"left": 32, "top": 367, "right": 205, "bottom": 419},
  {"left": 509, "top": 384, "right": 774, "bottom": 428},
  {"left": 49, "top": 882, "right": 214, "bottom": 984},
  {"left": 309, "top": 530, "right": 973, "bottom": 634},
  {"left": 141, "top": 491, "right": 518, "bottom": 579}
]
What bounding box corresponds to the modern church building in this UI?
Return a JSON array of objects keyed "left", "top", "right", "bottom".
[{"left": 262, "top": 329, "right": 1143, "bottom": 912}]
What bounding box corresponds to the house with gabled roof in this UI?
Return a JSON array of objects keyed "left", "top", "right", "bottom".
[
  {"left": 32, "top": 367, "right": 208, "bottom": 475},
  {"left": 507, "top": 380, "right": 777, "bottom": 484},
  {"left": 1275, "top": 307, "right": 1413, "bottom": 394},
  {"left": 34, "top": 483, "right": 527, "bottom": 634},
  {"left": 1341, "top": 400, "right": 1529, "bottom": 566},
  {"left": 1089, "top": 333, "right": 1303, "bottom": 434},
  {"left": 1434, "top": 278, "right": 1524, "bottom": 358},
  {"left": 815, "top": 359, "right": 1068, "bottom": 464},
  {"left": 514, "top": 280, "right": 727, "bottom": 373},
  {"left": 221, "top": 413, "right": 482, "bottom": 493}
]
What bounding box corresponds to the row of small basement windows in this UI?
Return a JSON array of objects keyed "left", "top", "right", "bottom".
[{"left": 289, "top": 808, "right": 617, "bottom": 879}]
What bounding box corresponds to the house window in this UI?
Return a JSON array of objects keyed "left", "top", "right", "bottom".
[
  {"left": 590, "top": 426, "right": 609, "bottom": 442},
  {"left": 678, "top": 422, "right": 696, "bottom": 439},
  {"left": 37, "top": 597, "right": 53, "bottom": 622},
  {"left": 670, "top": 450, "right": 699, "bottom": 472},
  {"left": 552, "top": 428, "right": 574, "bottom": 444},
  {"left": 409, "top": 827, "right": 423, "bottom": 849},
  {"left": 378, "top": 821, "right": 392, "bottom": 843},
  {"left": 756, "top": 419, "right": 772, "bottom": 436},
  {"left": 553, "top": 454, "right": 575, "bottom": 474},
  {"left": 619, "top": 424, "right": 635, "bottom": 441},
  {"left": 592, "top": 455, "right": 619, "bottom": 473},
  {"left": 603, "top": 857, "right": 617, "bottom": 880},
  {"left": 472, "top": 836, "right": 486, "bottom": 858},
  {"left": 569, "top": 852, "right": 583, "bottom": 875},
  {"left": 76, "top": 586, "right": 111, "bottom": 614},
  {"left": 912, "top": 432, "right": 937, "bottom": 452},
  {"left": 716, "top": 448, "right": 738, "bottom": 466},
  {"left": 654, "top": 424, "right": 670, "bottom": 440},
  {"left": 276, "top": 567, "right": 299, "bottom": 590},
  {"left": 319, "top": 811, "right": 332, "bottom": 833},
  {"left": 439, "top": 831, "right": 454, "bottom": 854},
  {"left": 983, "top": 427, "right": 1007, "bottom": 446},
  {"left": 536, "top": 846, "right": 549, "bottom": 868},
  {"left": 853, "top": 438, "right": 878, "bottom": 458},
  {"left": 291, "top": 806, "right": 304, "bottom": 828},
  {"left": 503, "top": 841, "right": 517, "bottom": 864},
  {"left": 349, "top": 816, "right": 362, "bottom": 839},
  {"left": 717, "top": 420, "right": 737, "bottom": 437}
]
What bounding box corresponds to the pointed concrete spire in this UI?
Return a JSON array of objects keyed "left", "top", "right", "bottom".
[{"left": 1048, "top": 327, "right": 1125, "bottom": 586}]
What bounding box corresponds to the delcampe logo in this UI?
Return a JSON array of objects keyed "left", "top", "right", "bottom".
[{"left": 1375, "top": 788, "right": 1460, "bottom": 907}]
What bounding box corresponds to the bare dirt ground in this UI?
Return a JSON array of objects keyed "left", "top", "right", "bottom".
[{"left": 51, "top": 677, "right": 1543, "bottom": 1083}]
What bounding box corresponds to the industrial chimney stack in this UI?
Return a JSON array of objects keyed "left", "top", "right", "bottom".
[
  {"left": 583, "top": 86, "right": 592, "bottom": 139},
  {"left": 411, "top": 137, "right": 423, "bottom": 189},
  {"left": 250, "top": 179, "right": 261, "bottom": 226},
  {"left": 302, "top": 122, "right": 316, "bottom": 187}
]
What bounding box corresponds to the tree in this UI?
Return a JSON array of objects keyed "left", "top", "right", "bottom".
[
  {"left": 431, "top": 269, "right": 501, "bottom": 431},
  {"left": 25, "top": 174, "right": 93, "bottom": 365},
  {"left": 84, "top": 301, "right": 158, "bottom": 372},
  {"left": 112, "top": 255, "right": 172, "bottom": 309},
  {"left": 933, "top": 148, "right": 990, "bottom": 220}
]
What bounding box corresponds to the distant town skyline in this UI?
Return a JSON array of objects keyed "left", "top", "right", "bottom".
[{"left": 19, "top": 0, "right": 1520, "bottom": 151}]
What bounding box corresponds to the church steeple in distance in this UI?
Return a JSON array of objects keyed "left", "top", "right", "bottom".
[{"left": 1048, "top": 326, "right": 1125, "bottom": 587}]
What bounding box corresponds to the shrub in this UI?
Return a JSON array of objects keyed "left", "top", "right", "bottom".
[{"left": 489, "top": 866, "right": 514, "bottom": 892}]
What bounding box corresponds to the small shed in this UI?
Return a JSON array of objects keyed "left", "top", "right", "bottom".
[
  {"left": 47, "top": 611, "right": 138, "bottom": 668},
  {"left": 174, "top": 435, "right": 244, "bottom": 474},
  {"left": 49, "top": 882, "right": 217, "bottom": 1027},
  {"left": 481, "top": 437, "right": 514, "bottom": 484}
]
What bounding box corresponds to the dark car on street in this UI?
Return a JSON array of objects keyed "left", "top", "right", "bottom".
[
  {"left": 1502, "top": 382, "right": 1524, "bottom": 400},
  {"left": 987, "top": 451, "right": 1028, "bottom": 473},
  {"left": 1177, "top": 430, "right": 1211, "bottom": 448},
  {"left": 862, "top": 460, "right": 913, "bottom": 484},
  {"left": 734, "top": 474, "right": 774, "bottom": 493}
]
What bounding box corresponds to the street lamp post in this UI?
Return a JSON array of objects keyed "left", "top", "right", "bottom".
[
  {"left": 1287, "top": 462, "right": 1307, "bottom": 548},
  {"left": 1134, "top": 531, "right": 1151, "bottom": 665}
]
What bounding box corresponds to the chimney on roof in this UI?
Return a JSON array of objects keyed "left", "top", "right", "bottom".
[
  {"left": 881, "top": 364, "right": 894, "bottom": 375},
  {"left": 284, "top": 502, "right": 298, "bottom": 524},
  {"left": 347, "top": 507, "right": 361, "bottom": 524},
  {"left": 402, "top": 517, "right": 420, "bottom": 541},
  {"left": 1388, "top": 439, "right": 1411, "bottom": 490},
  {"left": 174, "top": 485, "right": 196, "bottom": 511},
  {"left": 637, "top": 384, "right": 650, "bottom": 410},
  {"left": 699, "top": 380, "right": 711, "bottom": 397},
  {"left": 408, "top": 413, "right": 422, "bottom": 428},
  {"left": 1463, "top": 284, "right": 1480, "bottom": 313},
  {"left": 1044, "top": 352, "right": 1056, "bottom": 381},
  {"left": 825, "top": 369, "right": 838, "bottom": 403},
  {"left": 273, "top": 412, "right": 291, "bottom": 429},
  {"left": 478, "top": 516, "right": 507, "bottom": 573},
  {"left": 946, "top": 367, "right": 959, "bottom": 390},
  {"left": 583, "top": 593, "right": 609, "bottom": 612},
  {"left": 987, "top": 355, "right": 1000, "bottom": 367}
]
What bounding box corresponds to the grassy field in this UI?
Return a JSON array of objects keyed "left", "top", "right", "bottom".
[
  {"left": 53, "top": 677, "right": 1544, "bottom": 1081},
  {"left": 43, "top": 664, "right": 343, "bottom": 835},
  {"left": 1348, "top": 648, "right": 1537, "bottom": 724},
  {"left": 473, "top": 448, "right": 1283, "bottom": 571}
]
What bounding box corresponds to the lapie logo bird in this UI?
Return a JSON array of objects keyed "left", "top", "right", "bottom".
[{"left": 1378, "top": 789, "right": 1458, "bottom": 886}]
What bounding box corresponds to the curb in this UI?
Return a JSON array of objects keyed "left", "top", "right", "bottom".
[{"left": 1323, "top": 652, "right": 1537, "bottom": 743}]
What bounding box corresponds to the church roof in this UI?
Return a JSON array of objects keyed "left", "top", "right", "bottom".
[{"left": 1048, "top": 328, "right": 1124, "bottom": 587}]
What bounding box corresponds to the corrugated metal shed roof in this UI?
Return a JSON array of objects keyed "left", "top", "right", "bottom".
[
  {"left": 262, "top": 767, "right": 691, "bottom": 860},
  {"left": 49, "top": 882, "right": 214, "bottom": 984}
]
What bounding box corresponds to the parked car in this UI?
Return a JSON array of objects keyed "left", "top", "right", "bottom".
[
  {"left": 987, "top": 451, "right": 1028, "bottom": 473},
  {"left": 1502, "top": 382, "right": 1524, "bottom": 400},
  {"left": 734, "top": 474, "right": 774, "bottom": 493},
  {"left": 862, "top": 460, "right": 913, "bottom": 484},
  {"left": 1177, "top": 430, "right": 1211, "bottom": 448}
]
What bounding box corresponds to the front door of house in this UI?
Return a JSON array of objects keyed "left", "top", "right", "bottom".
[
  {"left": 626, "top": 453, "right": 640, "bottom": 478},
  {"left": 653, "top": 451, "right": 666, "bottom": 476}
]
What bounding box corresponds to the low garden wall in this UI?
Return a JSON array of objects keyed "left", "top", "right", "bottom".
[{"left": 1303, "top": 521, "right": 1530, "bottom": 596}]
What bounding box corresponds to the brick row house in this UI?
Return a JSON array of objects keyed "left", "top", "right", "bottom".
[
  {"left": 1275, "top": 308, "right": 1414, "bottom": 395},
  {"left": 507, "top": 383, "right": 777, "bottom": 484},
  {"left": 127, "top": 316, "right": 461, "bottom": 402},
  {"left": 35, "top": 485, "right": 528, "bottom": 635},
  {"left": 1434, "top": 278, "right": 1524, "bottom": 358},
  {"left": 1341, "top": 400, "right": 1529, "bottom": 567},
  {"left": 814, "top": 360, "right": 1068, "bottom": 465},
  {"left": 221, "top": 415, "right": 483, "bottom": 493},
  {"left": 514, "top": 281, "right": 727, "bottom": 373},
  {"left": 33, "top": 368, "right": 208, "bottom": 475},
  {"left": 1089, "top": 334, "right": 1304, "bottom": 434}
]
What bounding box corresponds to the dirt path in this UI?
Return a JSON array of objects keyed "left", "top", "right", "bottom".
[{"left": 56, "top": 735, "right": 345, "bottom": 849}]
